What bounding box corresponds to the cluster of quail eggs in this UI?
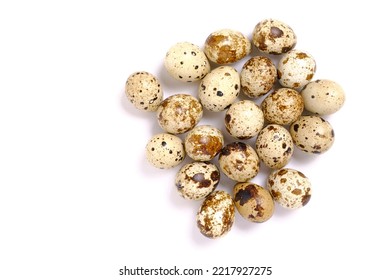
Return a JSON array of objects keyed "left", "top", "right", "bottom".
[{"left": 125, "top": 19, "right": 345, "bottom": 239}]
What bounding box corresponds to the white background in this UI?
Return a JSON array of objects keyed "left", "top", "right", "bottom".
[{"left": 1, "top": 1, "right": 389, "bottom": 279}]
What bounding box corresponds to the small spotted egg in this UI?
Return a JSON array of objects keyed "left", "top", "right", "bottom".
[
  {"left": 198, "top": 66, "right": 240, "bottom": 112},
  {"left": 225, "top": 100, "right": 264, "bottom": 140},
  {"left": 125, "top": 71, "right": 163, "bottom": 111},
  {"left": 267, "top": 168, "right": 311, "bottom": 209},
  {"left": 164, "top": 42, "right": 210, "bottom": 82},
  {"left": 277, "top": 50, "right": 316, "bottom": 89},
  {"left": 290, "top": 115, "right": 335, "bottom": 154},
  {"left": 240, "top": 56, "right": 277, "bottom": 98},
  {"left": 301, "top": 79, "right": 346, "bottom": 115},
  {"left": 256, "top": 124, "right": 294, "bottom": 169},
  {"left": 196, "top": 190, "right": 235, "bottom": 238},
  {"left": 204, "top": 29, "right": 251, "bottom": 64},
  {"left": 233, "top": 182, "right": 274, "bottom": 223},
  {"left": 252, "top": 19, "right": 297, "bottom": 55},
  {"left": 175, "top": 162, "right": 220, "bottom": 200},
  {"left": 261, "top": 88, "right": 304, "bottom": 125},
  {"left": 145, "top": 133, "right": 185, "bottom": 169},
  {"left": 218, "top": 142, "right": 260, "bottom": 182},
  {"left": 184, "top": 125, "right": 224, "bottom": 161},
  {"left": 157, "top": 94, "right": 203, "bottom": 134}
]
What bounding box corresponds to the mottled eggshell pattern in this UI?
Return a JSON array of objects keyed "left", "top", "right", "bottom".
[
  {"left": 198, "top": 66, "right": 240, "bottom": 112},
  {"left": 196, "top": 190, "right": 235, "bottom": 238},
  {"left": 267, "top": 168, "right": 311, "bottom": 209},
  {"left": 256, "top": 124, "right": 294, "bottom": 169},
  {"left": 125, "top": 71, "right": 163, "bottom": 111},
  {"left": 277, "top": 50, "right": 316, "bottom": 89},
  {"left": 146, "top": 133, "right": 185, "bottom": 169},
  {"left": 301, "top": 79, "right": 345, "bottom": 115},
  {"left": 225, "top": 100, "right": 264, "bottom": 140},
  {"left": 252, "top": 19, "right": 297, "bottom": 55},
  {"left": 261, "top": 88, "right": 304, "bottom": 125},
  {"left": 233, "top": 182, "right": 274, "bottom": 223},
  {"left": 240, "top": 56, "right": 277, "bottom": 98},
  {"left": 175, "top": 162, "right": 220, "bottom": 200},
  {"left": 290, "top": 115, "right": 334, "bottom": 154},
  {"left": 204, "top": 29, "right": 251, "bottom": 64},
  {"left": 157, "top": 94, "right": 203, "bottom": 134},
  {"left": 164, "top": 42, "right": 210, "bottom": 82},
  {"left": 219, "top": 142, "right": 260, "bottom": 182},
  {"left": 184, "top": 125, "right": 224, "bottom": 161}
]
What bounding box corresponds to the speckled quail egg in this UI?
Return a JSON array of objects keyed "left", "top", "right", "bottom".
[
  {"left": 157, "top": 94, "right": 203, "bottom": 134},
  {"left": 184, "top": 125, "right": 224, "bottom": 161},
  {"left": 252, "top": 19, "right": 297, "bottom": 55},
  {"left": 164, "top": 42, "right": 210, "bottom": 82},
  {"left": 219, "top": 142, "right": 260, "bottom": 182},
  {"left": 146, "top": 133, "right": 185, "bottom": 169},
  {"left": 256, "top": 124, "right": 294, "bottom": 169},
  {"left": 277, "top": 50, "right": 316, "bottom": 89},
  {"left": 198, "top": 66, "right": 240, "bottom": 112},
  {"left": 301, "top": 79, "right": 345, "bottom": 115},
  {"left": 233, "top": 182, "right": 274, "bottom": 223},
  {"left": 225, "top": 100, "right": 264, "bottom": 140},
  {"left": 175, "top": 162, "right": 220, "bottom": 200},
  {"left": 125, "top": 71, "right": 163, "bottom": 111},
  {"left": 267, "top": 168, "right": 311, "bottom": 209},
  {"left": 261, "top": 88, "right": 304, "bottom": 125},
  {"left": 290, "top": 115, "right": 334, "bottom": 154},
  {"left": 240, "top": 56, "right": 277, "bottom": 98},
  {"left": 196, "top": 190, "right": 235, "bottom": 238},
  {"left": 204, "top": 29, "right": 251, "bottom": 64}
]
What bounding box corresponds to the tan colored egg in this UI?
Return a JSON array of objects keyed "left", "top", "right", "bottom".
[
  {"left": 225, "top": 100, "right": 264, "bottom": 140},
  {"left": 261, "top": 88, "right": 304, "bottom": 125},
  {"left": 145, "top": 133, "right": 185, "bottom": 169},
  {"left": 256, "top": 124, "right": 294, "bottom": 169},
  {"left": 184, "top": 125, "right": 224, "bottom": 161},
  {"left": 290, "top": 115, "right": 335, "bottom": 154},
  {"left": 240, "top": 56, "right": 277, "bottom": 98},
  {"left": 267, "top": 168, "right": 312, "bottom": 209},
  {"left": 301, "top": 79, "right": 345, "bottom": 115},
  {"left": 164, "top": 42, "right": 210, "bottom": 82},
  {"left": 125, "top": 71, "right": 163, "bottom": 111},
  {"left": 218, "top": 142, "right": 260, "bottom": 182},
  {"left": 157, "top": 94, "right": 203, "bottom": 134},
  {"left": 196, "top": 190, "right": 235, "bottom": 238},
  {"left": 233, "top": 182, "right": 274, "bottom": 223},
  {"left": 252, "top": 19, "right": 297, "bottom": 55},
  {"left": 175, "top": 162, "right": 220, "bottom": 200},
  {"left": 204, "top": 29, "right": 251, "bottom": 64}
]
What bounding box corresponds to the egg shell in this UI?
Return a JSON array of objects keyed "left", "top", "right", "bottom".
[
  {"left": 252, "top": 19, "right": 297, "bottom": 55},
  {"left": 196, "top": 190, "right": 235, "bottom": 239},
  {"left": 267, "top": 168, "right": 312, "bottom": 209},
  {"left": 145, "top": 133, "right": 185, "bottom": 169},
  {"left": 301, "top": 79, "right": 345, "bottom": 115},
  {"left": 157, "top": 94, "right": 203, "bottom": 134},
  {"left": 233, "top": 182, "right": 274, "bottom": 223},
  {"left": 261, "top": 87, "right": 304, "bottom": 125},
  {"left": 184, "top": 125, "right": 224, "bottom": 161},
  {"left": 277, "top": 50, "right": 316, "bottom": 89},
  {"left": 164, "top": 42, "right": 210, "bottom": 82},
  {"left": 218, "top": 142, "right": 260, "bottom": 182},
  {"left": 125, "top": 71, "right": 163, "bottom": 111},
  {"left": 256, "top": 124, "right": 294, "bottom": 169},
  {"left": 225, "top": 100, "right": 264, "bottom": 140},
  {"left": 175, "top": 162, "right": 220, "bottom": 200},
  {"left": 198, "top": 66, "right": 240, "bottom": 112},
  {"left": 290, "top": 115, "right": 335, "bottom": 154},
  {"left": 240, "top": 56, "right": 277, "bottom": 98},
  {"left": 204, "top": 29, "right": 251, "bottom": 64}
]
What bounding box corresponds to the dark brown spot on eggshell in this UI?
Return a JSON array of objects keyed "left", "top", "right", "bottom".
[{"left": 270, "top": 26, "right": 284, "bottom": 38}]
